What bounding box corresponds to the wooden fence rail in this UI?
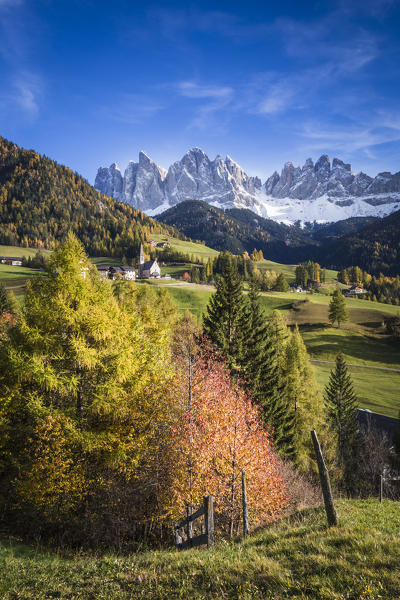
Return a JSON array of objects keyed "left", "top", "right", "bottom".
[
  {"left": 380, "top": 474, "right": 400, "bottom": 502},
  {"left": 174, "top": 495, "right": 214, "bottom": 550}
]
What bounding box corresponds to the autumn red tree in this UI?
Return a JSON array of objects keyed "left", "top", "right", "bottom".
[{"left": 162, "top": 329, "right": 287, "bottom": 536}]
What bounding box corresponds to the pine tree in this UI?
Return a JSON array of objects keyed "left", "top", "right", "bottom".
[
  {"left": 325, "top": 353, "right": 359, "bottom": 488},
  {"left": 274, "top": 273, "right": 289, "bottom": 292},
  {"left": 282, "top": 325, "right": 325, "bottom": 469},
  {"left": 328, "top": 288, "right": 349, "bottom": 328},
  {"left": 253, "top": 310, "right": 295, "bottom": 456},
  {"left": 203, "top": 257, "right": 248, "bottom": 372},
  {"left": 0, "top": 282, "right": 17, "bottom": 315}
]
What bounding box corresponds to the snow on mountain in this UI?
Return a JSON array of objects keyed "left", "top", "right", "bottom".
[{"left": 94, "top": 150, "right": 400, "bottom": 224}]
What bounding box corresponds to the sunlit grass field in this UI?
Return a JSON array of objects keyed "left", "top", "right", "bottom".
[
  {"left": 1, "top": 499, "right": 399, "bottom": 600},
  {"left": 150, "top": 233, "right": 219, "bottom": 261}
]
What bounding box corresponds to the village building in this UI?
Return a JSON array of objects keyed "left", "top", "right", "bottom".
[
  {"left": 348, "top": 285, "right": 364, "bottom": 294},
  {"left": 138, "top": 243, "right": 161, "bottom": 279},
  {"left": 96, "top": 265, "right": 136, "bottom": 281},
  {"left": 0, "top": 256, "right": 23, "bottom": 266}
]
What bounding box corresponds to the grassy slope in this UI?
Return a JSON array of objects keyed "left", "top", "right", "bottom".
[
  {"left": 0, "top": 245, "right": 52, "bottom": 259},
  {"left": 256, "top": 260, "right": 338, "bottom": 284},
  {"left": 0, "top": 500, "right": 399, "bottom": 600},
  {"left": 145, "top": 283, "right": 400, "bottom": 417},
  {"left": 150, "top": 233, "right": 219, "bottom": 261}
]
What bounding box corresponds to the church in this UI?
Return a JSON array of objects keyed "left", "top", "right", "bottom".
[{"left": 138, "top": 243, "right": 161, "bottom": 279}]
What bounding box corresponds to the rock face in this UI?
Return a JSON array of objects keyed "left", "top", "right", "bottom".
[
  {"left": 95, "top": 150, "right": 400, "bottom": 223},
  {"left": 94, "top": 163, "right": 123, "bottom": 201}
]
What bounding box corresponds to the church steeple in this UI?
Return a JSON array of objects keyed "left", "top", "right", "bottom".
[{"left": 139, "top": 243, "right": 145, "bottom": 266}]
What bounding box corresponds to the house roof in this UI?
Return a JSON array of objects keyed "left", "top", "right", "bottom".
[
  {"left": 1, "top": 256, "right": 22, "bottom": 260},
  {"left": 357, "top": 409, "right": 399, "bottom": 440}
]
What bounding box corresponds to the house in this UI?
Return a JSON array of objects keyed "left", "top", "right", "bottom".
[
  {"left": 96, "top": 265, "right": 136, "bottom": 281},
  {"left": 97, "top": 265, "right": 111, "bottom": 278},
  {"left": 137, "top": 243, "right": 161, "bottom": 278},
  {"left": 349, "top": 286, "right": 364, "bottom": 294},
  {"left": 1, "top": 256, "right": 23, "bottom": 266},
  {"left": 121, "top": 266, "right": 136, "bottom": 280},
  {"left": 358, "top": 409, "right": 399, "bottom": 442}
]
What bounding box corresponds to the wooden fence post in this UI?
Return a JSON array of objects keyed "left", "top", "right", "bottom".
[
  {"left": 203, "top": 495, "right": 214, "bottom": 548},
  {"left": 186, "top": 504, "right": 193, "bottom": 547},
  {"left": 174, "top": 523, "right": 182, "bottom": 548},
  {"left": 242, "top": 469, "right": 249, "bottom": 537},
  {"left": 311, "top": 430, "right": 338, "bottom": 527},
  {"left": 379, "top": 474, "right": 383, "bottom": 503}
]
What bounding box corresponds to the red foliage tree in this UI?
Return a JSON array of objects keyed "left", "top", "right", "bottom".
[{"left": 163, "top": 345, "right": 287, "bottom": 536}]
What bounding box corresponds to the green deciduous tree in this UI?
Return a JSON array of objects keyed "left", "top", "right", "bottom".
[
  {"left": 0, "top": 282, "right": 17, "bottom": 316},
  {"left": 328, "top": 288, "right": 349, "bottom": 328}
]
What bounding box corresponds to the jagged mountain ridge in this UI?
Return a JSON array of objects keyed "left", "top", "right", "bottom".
[{"left": 95, "top": 149, "right": 400, "bottom": 223}]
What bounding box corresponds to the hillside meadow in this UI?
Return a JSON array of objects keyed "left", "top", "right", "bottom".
[{"left": 0, "top": 499, "right": 399, "bottom": 600}]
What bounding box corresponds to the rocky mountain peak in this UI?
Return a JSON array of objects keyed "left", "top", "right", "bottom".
[{"left": 95, "top": 149, "right": 400, "bottom": 223}]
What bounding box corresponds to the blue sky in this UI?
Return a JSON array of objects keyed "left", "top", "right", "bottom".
[{"left": 1, "top": 0, "right": 400, "bottom": 183}]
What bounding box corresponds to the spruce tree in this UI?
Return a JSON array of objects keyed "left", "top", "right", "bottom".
[
  {"left": 257, "top": 310, "right": 295, "bottom": 456},
  {"left": 282, "top": 325, "right": 325, "bottom": 469},
  {"left": 328, "top": 288, "right": 349, "bottom": 328},
  {"left": 274, "top": 273, "right": 289, "bottom": 292},
  {"left": 0, "top": 282, "right": 17, "bottom": 315},
  {"left": 325, "top": 353, "right": 359, "bottom": 488},
  {"left": 203, "top": 256, "right": 247, "bottom": 372},
  {"left": 242, "top": 305, "right": 295, "bottom": 457}
]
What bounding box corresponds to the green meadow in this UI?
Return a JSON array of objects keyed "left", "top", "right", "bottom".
[
  {"left": 150, "top": 233, "right": 219, "bottom": 261},
  {"left": 1, "top": 499, "right": 399, "bottom": 600}
]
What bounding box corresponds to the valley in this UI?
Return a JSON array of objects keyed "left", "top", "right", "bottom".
[{"left": 2, "top": 238, "right": 398, "bottom": 419}]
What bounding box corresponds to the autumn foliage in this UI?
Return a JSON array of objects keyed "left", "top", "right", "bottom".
[
  {"left": 161, "top": 321, "right": 287, "bottom": 536},
  {"left": 0, "top": 238, "right": 288, "bottom": 547}
]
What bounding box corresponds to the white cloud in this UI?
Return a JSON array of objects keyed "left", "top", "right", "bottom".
[
  {"left": 13, "top": 73, "right": 41, "bottom": 116},
  {"left": 299, "top": 119, "right": 400, "bottom": 157},
  {"left": 97, "top": 93, "right": 164, "bottom": 125},
  {"left": 178, "top": 81, "right": 233, "bottom": 100}
]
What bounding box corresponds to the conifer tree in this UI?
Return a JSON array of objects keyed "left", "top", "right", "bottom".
[
  {"left": 0, "top": 233, "right": 174, "bottom": 536},
  {"left": 282, "top": 325, "right": 325, "bottom": 469},
  {"left": 256, "top": 310, "right": 295, "bottom": 456},
  {"left": 203, "top": 257, "right": 247, "bottom": 372},
  {"left": 328, "top": 288, "right": 349, "bottom": 328},
  {"left": 0, "top": 282, "right": 17, "bottom": 315},
  {"left": 325, "top": 353, "right": 359, "bottom": 487},
  {"left": 274, "top": 273, "right": 289, "bottom": 292}
]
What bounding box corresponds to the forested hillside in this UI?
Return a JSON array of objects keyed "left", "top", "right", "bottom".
[
  {"left": 0, "top": 136, "right": 177, "bottom": 256},
  {"left": 157, "top": 200, "right": 318, "bottom": 262},
  {"left": 319, "top": 209, "right": 400, "bottom": 275}
]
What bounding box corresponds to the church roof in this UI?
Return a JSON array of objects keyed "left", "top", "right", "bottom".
[{"left": 142, "top": 260, "right": 158, "bottom": 269}]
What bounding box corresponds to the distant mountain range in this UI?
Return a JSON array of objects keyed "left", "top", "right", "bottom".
[{"left": 95, "top": 148, "right": 400, "bottom": 224}]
